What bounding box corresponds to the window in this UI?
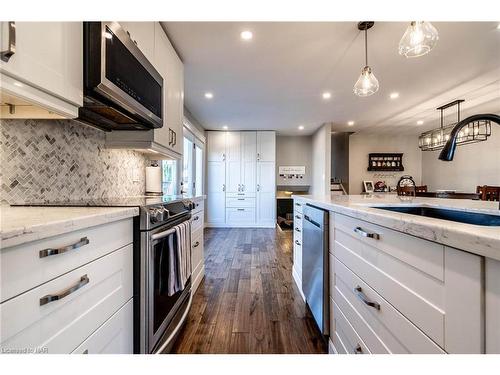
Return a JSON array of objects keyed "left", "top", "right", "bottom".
[
  {"left": 182, "top": 124, "right": 205, "bottom": 196},
  {"left": 162, "top": 160, "right": 177, "bottom": 195}
]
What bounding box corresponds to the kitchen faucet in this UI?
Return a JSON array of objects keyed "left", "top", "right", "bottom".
[{"left": 438, "top": 113, "right": 500, "bottom": 209}]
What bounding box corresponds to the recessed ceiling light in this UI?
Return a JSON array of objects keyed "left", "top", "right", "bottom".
[
  {"left": 13, "top": 81, "right": 23, "bottom": 87},
  {"left": 222, "top": 125, "right": 228, "bottom": 130},
  {"left": 240, "top": 30, "right": 253, "bottom": 40},
  {"left": 204, "top": 92, "right": 213, "bottom": 99},
  {"left": 322, "top": 92, "right": 332, "bottom": 100},
  {"left": 389, "top": 92, "right": 400, "bottom": 99},
  {"left": 298, "top": 125, "right": 304, "bottom": 130},
  {"left": 347, "top": 121, "right": 355, "bottom": 126},
  {"left": 417, "top": 120, "right": 424, "bottom": 125}
]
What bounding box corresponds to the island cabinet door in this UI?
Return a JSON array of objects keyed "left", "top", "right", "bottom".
[{"left": 486, "top": 258, "right": 500, "bottom": 354}]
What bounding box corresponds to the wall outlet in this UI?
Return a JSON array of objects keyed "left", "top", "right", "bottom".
[{"left": 132, "top": 168, "right": 140, "bottom": 182}]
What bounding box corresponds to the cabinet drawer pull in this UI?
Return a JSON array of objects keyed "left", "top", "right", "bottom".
[
  {"left": 193, "top": 241, "right": 200, "bottom": 248},
  {"left": 39, "top": 237, "right": 90, "bottom": 258},
  {"left": 0, "top": 22, "right": 16, "bottom": 62},
  {"left": 237, "top": 208, "right": 245, "bottom": 211},
  {"left": 295, "top": 240, "right": 301, "bottom": 246},
  {"left": 172, "top": 131, "right": 176, "bottom": 146},
  {"left": 354, "top": 227, "right": 380, "bottom": 240},
  {"left": 39, "top": 274, "right": 90, "bottom": 306},
  {"left": 354, "top": 344, "right": 363, "bottom": 354},
  {"left": 354, "top": 286, "right": 380, "bottom": 310},
  {"left": 295, "top": 227, "right": 301, "bottom": 232},
  {"left": 237, "top": 198, "right": 245, "bottom": 201},
  {"left": 192, "top": 216, "right": 199, "bottom": 221},
  {"left": 295, "top": 215, "right": 301, "bottom": 220}
]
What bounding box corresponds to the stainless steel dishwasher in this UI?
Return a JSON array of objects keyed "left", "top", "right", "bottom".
[{"left": 302, "top": 204, "right": 329, "bottom": 336}]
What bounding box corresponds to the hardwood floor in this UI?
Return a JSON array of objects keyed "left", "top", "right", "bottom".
[{"left": 171, "top": 227, "right": 327, "bottom": 354}]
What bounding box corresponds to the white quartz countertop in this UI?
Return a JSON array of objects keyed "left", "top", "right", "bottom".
[
  {"left": 0, "top": 205, "right": 139, "bottom": 249},
  {"left": 293, "top": 194, "right": 500, "bottom": 261}
]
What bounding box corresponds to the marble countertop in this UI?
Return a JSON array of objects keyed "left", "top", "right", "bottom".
[
  {"left": 293, "top": 194, "right": 500, "bottom": 261},
  {"left": 0, "top": 206, "right": 139, "bottom": 249}
]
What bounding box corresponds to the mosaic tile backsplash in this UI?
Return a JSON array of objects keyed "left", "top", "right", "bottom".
[{"left": 1, "top": 119, "right": 148, "bottom": 204}]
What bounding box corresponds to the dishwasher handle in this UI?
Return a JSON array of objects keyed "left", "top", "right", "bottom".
[{"left": 304, "top": 214, "right": 321, "bottom": 228}]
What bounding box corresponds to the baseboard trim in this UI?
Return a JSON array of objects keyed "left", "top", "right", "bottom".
[{"left": 205, "top": 223, "right": 276, "bottom": 228}]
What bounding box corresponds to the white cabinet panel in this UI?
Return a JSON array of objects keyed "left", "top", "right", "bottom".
[
  {"left": 226, "top": 160, "right": 242, "bottom": 193},
  {"left": 207, "top": 161, "right": 226, "bottom": 225},
  {"left": 0, "top": 22, "right": 82, "bottom": 118},
  {"left": 226, "top": 132, "right": 241, "bottom": 162},
  {"left": 257, "top": 161, "right": 276, "bottom": 225},
  {"left": 119, "top": 22, "right": 155, "bottom": 63},
  {"left": 257, "top": 131, "right": 276, "bottom": 162},
  {"left": 207, "top": 132, "right": 226, "bottom": 162},
  {"left": 226, "top": 207, "right": 256, "bottom": 224},
  {"left": 72, "top": 299, "right": 133, "bottom": 354}
]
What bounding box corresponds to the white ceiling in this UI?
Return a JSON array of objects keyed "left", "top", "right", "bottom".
[{"left": 163, "top": 22, "right": 500, "bottom": 135}]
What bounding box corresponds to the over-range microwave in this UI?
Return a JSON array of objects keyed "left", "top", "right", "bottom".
[{"left": 79, "top": 22, "right": 163, "bottom": 131}]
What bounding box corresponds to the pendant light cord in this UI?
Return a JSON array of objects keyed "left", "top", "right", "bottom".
[{"left": 365, "top": 27, "right": 368, "bottom": 66}]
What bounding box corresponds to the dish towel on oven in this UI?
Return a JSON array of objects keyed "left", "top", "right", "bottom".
[{"left": 167, "top": 221, "right": 192, "bottom": 296}]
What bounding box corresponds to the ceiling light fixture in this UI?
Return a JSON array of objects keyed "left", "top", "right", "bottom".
[
  {"left": 399, "top": 22, "right": 439, "bottom": 58},
  {"left": 240, "top": 30, "right": 253, "bottom": 40},
  {"left": 222, "top": 125, "right": 228, "bottom": 130},
  {"left": 390, "top": 92, "right": 400, "bottom": 99},
  {"left": 298, "top": 125, "right": 305, "bottom": 130},
  {"left": 417, "top": 120, "right": 424, "bottom": 125},
  {"left": 322, "top": 92, "right": 332, "bottom": 100},
  {"left": 204, "top": 92, "right": 213, "bottom": 99},
  {"left": 347, "top": 121, "right": 355, "bottom": 126},
  {"left": 497, "top": 24, "right": 500, "bottom": 30},
  {"left": 354, "top": 21, "right": 379, "bottom": 97}
]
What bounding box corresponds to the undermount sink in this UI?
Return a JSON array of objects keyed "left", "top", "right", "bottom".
[{"left": 373, "top": 206, "right": 500, "bottom": 227}]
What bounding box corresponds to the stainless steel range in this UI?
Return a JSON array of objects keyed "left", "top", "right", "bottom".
[
  {"left": 136, "top": 198, "right": 194, "bottom": 354},
  {"left": 15, "top": 196, "right": 195, "bottom": 354}
]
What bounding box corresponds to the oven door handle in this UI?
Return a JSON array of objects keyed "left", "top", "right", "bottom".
[{"left": 151, "top": 227, "right": 176, "bottom": 241}]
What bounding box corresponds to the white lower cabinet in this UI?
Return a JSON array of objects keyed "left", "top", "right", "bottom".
[
  {"left": 72, "top": 299, "right": 133, "bottom": 354},
  {"left": 191, "top": 198, "right": 205, "bottom": 293},
  {"left": 329, "top": 212, "right": 484, "bottom": 354},
  {"left": 292, "top": 199, "right": 303, "bottom": 297}
]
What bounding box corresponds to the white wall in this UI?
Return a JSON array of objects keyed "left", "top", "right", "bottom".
[
  {"left": 311, "top": 124, "right": 331, "bottom": 197},
  {"left": 421, "top": 125, "right": 500, "bottom": 192},
  {"left": 276, "top": 135, "right": 312, "bottom": 188},
  {"left": 349, "top": 133, "right": 422, "bottom": 194}
]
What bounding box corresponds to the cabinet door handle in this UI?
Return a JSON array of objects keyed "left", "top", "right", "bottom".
[
  {"left": 39, "top": 237, "right": 90, "bottom": 258},
  {"left": 354, "top": 344, "right": 363, "bottom": 354},
  {"left": 354, "top": 227, "right": 380, "bottom": 240},
  {"left": 295, "top": 227, "right": 301, "bottom": 232},
  {"left": 39, "top": 274, "right": 90, "bottom": 306},
  {"left": 0, "top": 22, "right": 16, "bottom": 62},
  {"left": 241, "top": 184, "right": 245, "bottom": 191},
  {"left": 192, "top": 215, "right": 199, "bottom": 221},
  {"left": 168, "top": 128, "right": 172, "bottom": 145},
  {"left": 354, "top": 286, "right": 380, "bottom": 310},
  {"left": 173, "top": 131, "right": 176, "bottom": 146},
  {"left": 257, "top": 184, "right": 260, "bottom": 192},
  {"left": 222, "top": 153, "right": 226, "bottom": 161},
  {"left": 257, "top": 152, "right": 260, "bottom": 161},
  {"left": 295, "top": 215, "right": 301, "bottom": 220},
  {"left": 222, "top": 184, "right": 225, "bottom": 192},
  {"left": 193, "top": 241, "right": 200, "bottom": 248},
  {"left": 238, "top": 184, "right": 241, "bottom": 192},
  {"left": 295, "top": 203, "right": 302, "bottom": 207},
  {"left": 295, "top": 240, "right": 301, "bottom": 246}
]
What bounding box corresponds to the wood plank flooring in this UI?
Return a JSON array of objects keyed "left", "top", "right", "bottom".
[{"left": 171, "top": 228, "right": 327, "bottom": 354}]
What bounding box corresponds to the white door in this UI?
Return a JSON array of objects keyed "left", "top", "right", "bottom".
[
  {"left": 257, "top": 131, "right": 276, "bottom": 162},
  {"left": 0, "top": 22, "right": 82, "bottom": 107},
  {"left": 225, "top": 132, "right": 242, "bottom": 193},
  {"left": 207, "top": 161, "right": 226, "bottom": 225},
  {"left": 241, "top": 132, "right": 256, "bottom": 193},
  {"left": 257, "top": 161, "right": 276, "bottom": 225},
  {"left": 207, "top": 132, "right": 226, "bottom": 162}
]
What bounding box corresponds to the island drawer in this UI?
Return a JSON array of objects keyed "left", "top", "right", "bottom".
[
  {"left": 192, "top": 199, "right": 204, "bottom": 214},
  {"left": 191, "top": 210, "right": 204, "bottom": 233},
  {"left": 294, "top": 200, "right": 304, "bottom": 214},
  {"left": 1, "top": 218, "right": 133, "bottom": 303},
  {"left": 333, "top": 300, "right": 371, "bottom": 354},
  {"left": 0, "top": 244, "right": 133, "bottom": 353},
  {"left": 334, "top": 258, "right": 445, "bottom": 353}
]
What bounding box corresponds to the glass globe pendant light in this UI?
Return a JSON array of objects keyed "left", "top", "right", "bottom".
[
  {"left": 353, "top": 22, "right": 379, "bottom": 97},
  {"left": 399, "top": 21, "right": 439, "bottom": 58}
]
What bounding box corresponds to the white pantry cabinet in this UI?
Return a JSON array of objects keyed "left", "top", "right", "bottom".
[
  {"left": 105, "top": 22, "right": 183, "bottom": 158},
  {"left": 206, "top": 130, "right": 276, "bottom": 228},
  {"left": 0, "top": 22, "right": 83, "bottom": 119}
]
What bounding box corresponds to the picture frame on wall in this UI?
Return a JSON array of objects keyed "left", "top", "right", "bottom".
[{"left": 363, "top": 180, "right": 374, "bottom": 193}]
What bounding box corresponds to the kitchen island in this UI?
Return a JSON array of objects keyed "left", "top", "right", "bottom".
[{"left": 292, "top": 194, "right": 500, "bottom": 354}]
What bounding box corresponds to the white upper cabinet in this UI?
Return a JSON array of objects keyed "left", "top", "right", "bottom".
[
  {"left": 119, "top": 22, "right": 155, "bottom": 63},
  {"left": 105, "top": 22, "right": 184, "bottom": 158},
  {"left": 207, "top": 132, "right": 226, "bottom": 162},
  {"left": 0, "top": 22, "right": 83, "bottom": 119},
  {"left": 257, "top": 131, "right": 276, "bottom": 162},
  {"left": 241, "top": 132, "right": 257, "bottom": 193}
]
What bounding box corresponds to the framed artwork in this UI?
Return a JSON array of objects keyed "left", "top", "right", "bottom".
[{"left": 363, "top": 180, "right": 374, "bottom": 193}]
